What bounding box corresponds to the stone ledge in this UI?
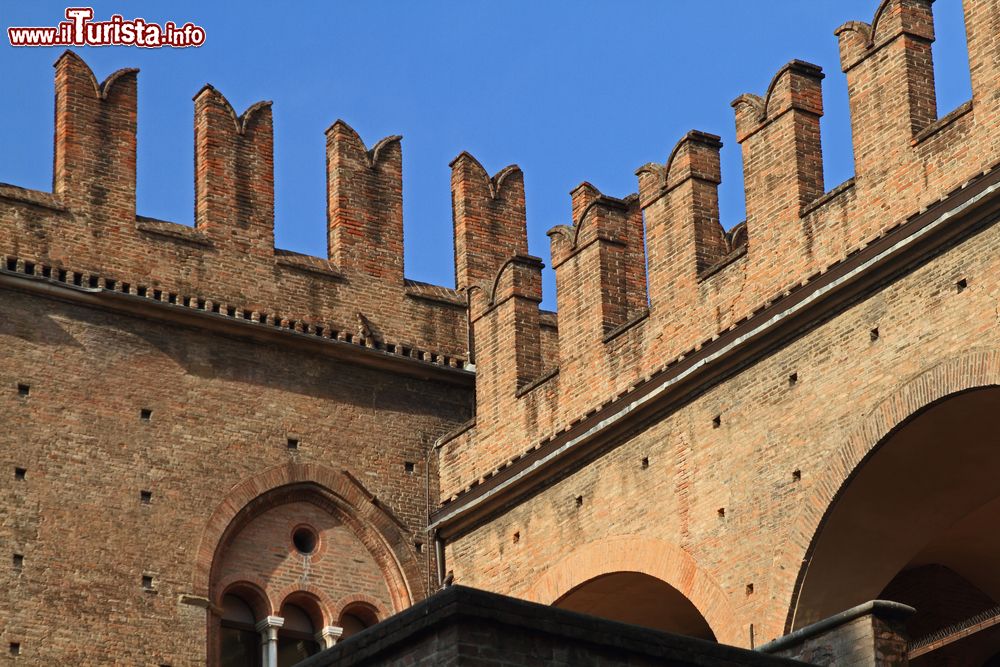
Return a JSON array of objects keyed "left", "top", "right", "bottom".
[{"left": 298, "top": 585, "right": 806, "bottom": 667}]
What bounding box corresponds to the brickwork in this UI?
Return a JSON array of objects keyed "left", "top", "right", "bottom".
[
  {"left": 4, "top": 51, "right": 470, "bottom": 369},
  {"left": 435, "top": 0, "right": 1000, "bottom": 654},
  {"left": 760, "top": 601, "right": 914, "bottom": 666},
  {"left": 0, "top": 287, "right": 470, "bottom": 665},
  {"left": 3, "top": 1, "right": 1000, "bottom": 665},
  {"left": 443, "top": 212, "right": 1000, "bottom": 644},
  {"left": 300, "top": 586, "right": 805, "bottom": 667},
  {"left": 438, "top": 0, "right": 1000, "bottom": 497},
  {"left": 0, "top": 46, "right": 485, "bottom": 665}
]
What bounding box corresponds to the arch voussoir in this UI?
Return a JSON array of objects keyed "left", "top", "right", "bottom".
[
  {"left": 778, "top": 349, "right": 1000, "bottom": 633},
  {"left": 191, "top": 461, "right": 419, "bottom": 611},
  {"left": 524, "top": 535, "right": 741, "bottom": 646}
]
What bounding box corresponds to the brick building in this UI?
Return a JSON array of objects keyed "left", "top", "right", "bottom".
[{"left": 2, "top": 0, "right": 1000, "bottom": 665}]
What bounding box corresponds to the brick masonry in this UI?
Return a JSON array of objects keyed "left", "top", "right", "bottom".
[
  {"left": 2, "top": 0, "right": 1000, "bottom": 665},
  {"left": 436, "top": 0, "right": 1000, "bottom": 652},
  {"left": 0, "top": 284, "right": 471, "bottom": 665},
  {"left": 298, "top": 586, "right": 807, "bottom": 667}
]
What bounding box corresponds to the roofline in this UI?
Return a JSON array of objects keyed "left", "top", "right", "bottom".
[
  {"left": 0, "top": 269, "right": 475, "bottom": 387},
  {"left": 431, "top": 161, "right": 1000, "bottom": 538}
]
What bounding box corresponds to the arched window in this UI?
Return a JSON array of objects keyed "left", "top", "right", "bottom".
[
  {"left": 220, "top": 594, "right": 261, "bottom": 667},
  {"left": 338, "top": 602, "right": 379, "bottom": 640},
  {"left": 277, "top": 603, "right": 321, "bottom": 666}
]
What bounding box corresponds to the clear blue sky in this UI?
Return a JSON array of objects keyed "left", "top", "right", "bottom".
[{"left": 0, "top": 1, "right": 972, "bottom": 309}]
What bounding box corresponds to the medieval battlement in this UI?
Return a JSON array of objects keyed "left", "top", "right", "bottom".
[
  {"left": 2, "top": 2, "right": 998, "bottom": 515},
  {"left": 436, "top": 0, "right": 1000, "bottom": 505},
  {"left": 0, "top": 50, "right": 472, "bottom": 374}
]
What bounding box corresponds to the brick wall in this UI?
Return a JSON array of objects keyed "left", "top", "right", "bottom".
[
  {"left": 438, "top": 0, "right": 1000, "bottom": 498},
  {"left": 3, "top": 1, "right": 1000, "bottom": 664},
  {"left": 0, "top": 287, "right": 471, "bottom": 665},
  {"left": 437, "top": 0, "right": 1000, "bottom": 650},
  {"left": 3, "top": 51, "right": 470, "bottom": 370},
  {"left": 299, "top": 586, "right": 805, "bottom": 667}
]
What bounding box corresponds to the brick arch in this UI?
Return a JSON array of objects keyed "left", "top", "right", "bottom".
[
  {"left": 192, "top": 462, "right": 419, "bottom": 613},
  {"left": 523, "top": 535, "right": 741, "bottom": 646},
  {"left": 274, "top": 584, "right": 337, "bottom": 626},
  {"left": 333, "top": 592, "right": 390, "bottom": 622},
  {"left": 219, "top": 577, "right": 273, "bottom": 621},
  {"left": 779, "top": 349, "right": 1000, "bottom": 634}
]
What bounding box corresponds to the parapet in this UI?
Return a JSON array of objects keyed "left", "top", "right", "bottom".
[
  {"left": 4, "top": 1, "right": 1000, "bottom": 508},
  {"left": 437, "top": 0, "right": 1000, "bottom": 503},
  {"left": 1, "top": 51, "right": 471, "bottom": 372}
]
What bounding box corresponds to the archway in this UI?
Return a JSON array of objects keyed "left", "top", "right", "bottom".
[
  {"left": 199, "top": 464, "right": 421, "bottom": 667},
  {"left": 276, "top": 600, "right": 322, "bottom": 666},
  {"left": 555, "top": 571, "right": 716, "bottom": 639},
  {"left": 220, "top": 587, "right": 269, "bottom": 667},
  {"left": 792, "top": 387, "right": 1000, "bottom": 664},
  {"left": 526, "top": 536, "right": 739, "bottom": 644},
  {"left": 338, "top": 601, "right": 380, "bottom": 640}
]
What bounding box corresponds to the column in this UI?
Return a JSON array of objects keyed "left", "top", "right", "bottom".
[
  {"left": 316, "top": 625, "right": 344, "bottom": 648},
  {"left": 256, "top": 615, "right": 284, "bottom": 667}
]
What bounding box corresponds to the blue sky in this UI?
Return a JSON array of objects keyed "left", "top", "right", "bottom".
[{"left": 0, "top": 1, "right": 973, "bottom": 309}]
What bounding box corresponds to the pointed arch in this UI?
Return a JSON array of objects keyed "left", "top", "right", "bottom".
[{"left": 192, "top": 462, "right": 421, "bottom": 613}]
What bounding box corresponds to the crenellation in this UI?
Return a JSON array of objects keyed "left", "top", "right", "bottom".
[
  {"left": 193, "top": 85, "right": 275, "bottom": 257},
  {"left": 734, "top": 59, "right": 825, "bottom": 298},
  {"left": 548, "top": 185, "right": 643, "bottom": 364},
  {"left": 450, "top": 151, "right": 527, "bottom": 293},
  {"left": 8, "top": 5, "right": 1000, "bottom": 662},
  {"left": 326, "top": 120, "right": 404, "bottom": 286},
  {"left": 7, "top": 0, "right": 1000, "bottom": 536},
  {"left": 640, "top": 130, "right": 726, "bottom": 316},
  {"left": 437, "top": 0, "right": 1000, "bottom": 503},
  {"left": 0, "top": 53, "right": 471, "bottom": 371},
  {"left": 964, "top": 0, "right": 1000, "bottom": 111},
  {"left": 53, "top": 51, "right": 138, "bottom": 220},
  {"left": 837, "top": 0, "right": 937, "bottom": 206}
]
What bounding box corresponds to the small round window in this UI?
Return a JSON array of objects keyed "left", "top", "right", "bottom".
[{"left": 292, "top": 526, "right": 318, "bottom": 554}]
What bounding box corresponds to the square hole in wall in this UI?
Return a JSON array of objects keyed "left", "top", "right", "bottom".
[
  {"left": 956, "top": 278, "right": 968, "bottom": 292},
  {"left": 140, "top": 408, "right": 152, "bottom": 422},
  {"left": 712, "top": 415, "right": 721, "bottom": 429},
  {"left": 404, "top": 461, "right": 415, "bottom": 474},
  {"left": 12, "top": 554, "right": 23, "bottom": 571},
  {"left": 140, "top": 490, "right": 152, "bottom": 504},
  {"left": 14, "top": 467, "right": 25, "bottom": 481},
  {"left": 641, "top": 456, "right": 649, "bottom": 469},
  {"left": 287, "top": 438, "right": 299, "bottom": 450},
  {"left": 788, "top": 372, "right": 798, "bottom": 387},
  {"left": 9, "top": 643, "right": 20, "bottom": 656},
  {"left": 16, "top": 384, "right": 29, "bottom": 397},
  {"left": 793, "top": 469, "right": 802, "bottom": 482},
  {"left": 870, "top": 327, "right": 880, "bottom": 342},
  {"left": 142, "top": 575, "right": 155, "bottom": 590}
]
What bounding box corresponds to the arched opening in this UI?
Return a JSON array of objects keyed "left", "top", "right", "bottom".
[
  {"left": 554, "top": 571, "right": 716, "bottom": 640},
  {"left": 277, "top": 602, "right": 321, "bottom": 666},
  {"left": 220, "top": 590, "right": 264, "bottom": 667},
  {"left": 205, "top": 478, "right": 409, "bottom": 666},
  {"left": 793, "top": 387, "right": 1000, "bottom": 664},
  {"left": 338, "top": 602, "right": 380, "bottom": 640}
]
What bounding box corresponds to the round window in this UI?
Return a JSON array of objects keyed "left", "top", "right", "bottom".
[{"left": 292, "top": 526, "right": 318, "bottom": 554}]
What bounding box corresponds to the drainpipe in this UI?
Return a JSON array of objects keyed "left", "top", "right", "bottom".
[{"left": 434, "top": 530, "right": 446, "bottom": 588}]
